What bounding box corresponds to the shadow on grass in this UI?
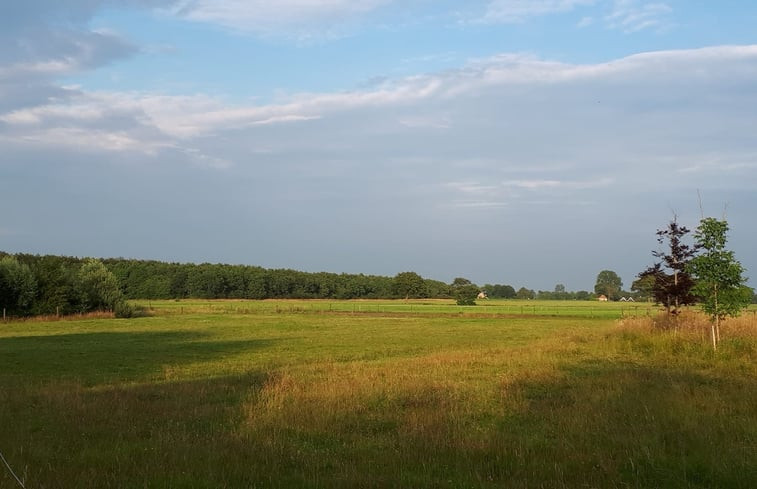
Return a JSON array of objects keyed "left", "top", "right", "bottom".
[
  {"left": 498, "top": 359, "right": 757, "bottom": 488},
  {"left": 0, "top": 330, "right": 276, "bottom": 384},
  {"left": 1, "top": 371, "right": 272, "bottom": 489}
]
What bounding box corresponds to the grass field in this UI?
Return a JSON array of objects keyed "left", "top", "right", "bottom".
[
  {"left": 1, "top": 300, "right": 756, "bottom": 488},
  {"left": 130, "top": 298, "right": 673, "bottom": 319}
]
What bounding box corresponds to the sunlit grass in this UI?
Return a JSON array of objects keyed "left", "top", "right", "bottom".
[
  {"left": 132, "top": 298, "right": 660, "bottom": 319},
  {"left": 1, "top": 304, "right": 756, "bottom": 488}
]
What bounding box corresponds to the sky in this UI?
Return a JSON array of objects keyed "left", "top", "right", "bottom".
[{"left": 1, "top": 0, "right": 756, "bottom": 292}]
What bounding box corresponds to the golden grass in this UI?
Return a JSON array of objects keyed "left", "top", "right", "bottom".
[
  {"left": 3, "top": 309, "right": 757, "bottom": 487},
  {"left": 617, "top": 309, "right": 757, "bottom": 339},
  {"left": 3, "top": 310, "right": 115, "bottom": 323}
]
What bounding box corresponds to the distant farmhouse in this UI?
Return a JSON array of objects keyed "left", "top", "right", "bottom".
[{"left": 597, "top": 294, "right": 609, "bottom": 302}]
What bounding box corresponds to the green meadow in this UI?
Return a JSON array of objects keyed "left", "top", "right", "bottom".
[{"left": 1, "top": 300, "right": 756, "bottom": 488}]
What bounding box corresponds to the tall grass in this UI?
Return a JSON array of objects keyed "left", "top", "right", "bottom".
[{"left": 1, "top": 307, "right": 756, "bottom": 487}]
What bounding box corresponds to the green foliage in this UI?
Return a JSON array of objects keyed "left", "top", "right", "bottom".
[
  {"left": 76, "top": 259, "right": 123, "bottom": 312},
  {"left": 392, "top": 271, "right": 426, "bottom": 299},
  {"left": 688, "top": 217, "right": 751, "bottom": 323},
  {"left": 516, "top": 287, "right": 535, "bottom": 300},
  {"left": 594, "top": 270, "right": 622, "bottom": 301},
  {"left": 483, "top": 283, "right": 516, "bottom": 299},
  {"left": 450, "top": 278, "right": 479, "bottom": 306},
  {"left": 114, "top": 301, "right": 150, "bottom": 319},
  {"left": 451, "top": 277, "right": 472, "bottom": 287},
  {"left": 574, "top": 290, "right": 591, "bottom": 301},
  {"left": 630, "top": 274, "right": 656, "bottom": 302},
  {"left": 0, "top": 255, "right": 37, "bottom": 315}
]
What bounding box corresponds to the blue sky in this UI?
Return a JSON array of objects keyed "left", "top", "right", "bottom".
[{"left": 2, "top": 0, "right": 757, "bottom": 291}]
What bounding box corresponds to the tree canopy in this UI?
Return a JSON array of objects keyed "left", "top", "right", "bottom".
[{"left": 594, "top": 270, "right": 622, "bottom": 301}]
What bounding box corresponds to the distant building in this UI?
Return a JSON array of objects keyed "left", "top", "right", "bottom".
[{"left": 598, "top": 294, "right": 609, "bottom": 302}]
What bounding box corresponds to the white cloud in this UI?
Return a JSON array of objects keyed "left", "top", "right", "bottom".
[
  {"left": 3, "top": 42, "right": 757, "bottom": 288},
  {"left": 605, "top": 0, "right": 672, "bottom": 33},
  {"left": 3, "top": 44, "right": 757, "bottom": 192},
  {"left": 476, "top": 0, "right": 673, "bottom": 33}
]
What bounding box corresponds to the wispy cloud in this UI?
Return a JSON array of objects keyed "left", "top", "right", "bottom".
[
  {"left": 475, "top": 0, "right": 673, "bottom": 33},
  {"left": 4, "top": 45, "right": 757, "bottom": 159},
  {"left": 577, "top": 16, "right": 594, "bottom": 27},
  {"left": 479, "top": 0, "right": 598, "bottom": 23},
  {"left": 170, "top": 0, "right": 396, "bottom": 39},
  {"left": 504, "top": 178, "right": 614, "bottom": 189},
  {"left": 606, "top": 0, "right": 673, "bottom": 33}
]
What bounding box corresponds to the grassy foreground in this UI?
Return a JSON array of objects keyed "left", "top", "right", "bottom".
[{"left": 1, "top": 301, "right": 756, "bottom": 488}]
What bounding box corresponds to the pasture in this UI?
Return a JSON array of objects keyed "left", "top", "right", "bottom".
[{"left": 1, "top": 300, "right": 756, "bottom": 488}]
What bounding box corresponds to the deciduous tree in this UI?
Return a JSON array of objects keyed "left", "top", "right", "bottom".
[
  {"left": 638, "top": 217, "right": 697, "bottom": 314},
  {"left": 76, "top": 258, "right": 123, "bottom": 312},
  {"left": 0, "top": 256, "right": 37, "bottom": 316},
  {"left": 451, "top": 278, "right": 478, "bottom": 306},
  {"left": 594, "top": 270, "right": 622, "bottom": 301},
  {"left": 392, "top": 271, "right": 425, "bottom": 299},
  {"left": 687, "top": 217, "right": 752, "bottom": 350}
]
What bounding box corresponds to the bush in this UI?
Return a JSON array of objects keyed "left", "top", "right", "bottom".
[
  {"left": 114, "top": 301, "right": 150, "bottom": 319},
  {"left": 454, "top": 284, "right": 479, "bottom": 306}
]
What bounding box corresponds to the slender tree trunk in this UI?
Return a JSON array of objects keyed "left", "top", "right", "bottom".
[
  {"left": 712, "top": 285, "right": 719, "bottom": 351},
  {"left": 714, "top": 285, "right": 720, "bottom": 345},
  {"left": 711, "top": 322, "right": 717, "bottom": 351}
]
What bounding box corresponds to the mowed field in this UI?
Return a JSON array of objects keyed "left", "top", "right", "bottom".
[{"left": 1, "top": 300, "right": 757, "bottom": 488}]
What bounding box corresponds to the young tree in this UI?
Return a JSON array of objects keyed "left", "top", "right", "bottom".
[
  {"left": 638, "top": 217, "right": 698, "bottom": 314},
  {"left": 687, "top": 217, "right": 751, "bottom": 350},
  {"left": 594, "top": 270, "right": 622, "bottom": 301}
]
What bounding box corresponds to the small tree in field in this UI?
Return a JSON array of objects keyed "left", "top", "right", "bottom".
[
  {"left": 687, "top": 217, "right": 751, "bottom": 350},
  {"left": 638, "top": 217, "right": 698, "bottom": 315}
]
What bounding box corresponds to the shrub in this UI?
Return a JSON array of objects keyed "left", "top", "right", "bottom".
[
  {"left": 114, "top": 301, "right": 150, "bottom": 319},
  {"left": 454, "top": 284, "right": 479, "bottom": 306}
]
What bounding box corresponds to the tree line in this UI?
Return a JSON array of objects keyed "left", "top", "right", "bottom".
[
  {"left": 0, "top": 254, "right": 451, "bottom": 317},
  {"left": 3, "top": 215, "right": 752, "bottom": 323},
  {"left": 0, "top": 252, "right": 610, "bottom": 318},
  {"left": 0, "top": 254, "right": 126, "bottom": 317}
]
